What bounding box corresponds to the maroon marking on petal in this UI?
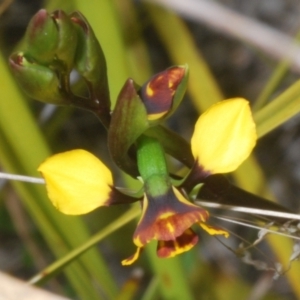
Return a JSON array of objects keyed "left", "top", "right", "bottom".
[
  {"left": 104, "top": 187, "right": 142, "bottom": 206},
  {"left": 140, "top": 67, "right": 185, "bottom": 115},
  {"left": 198, "top": 174, "right": 230, "bottom": 201},
  {"left": 133, "top": 188, "right": 208, "bottom": 246},
  {"left": 181, "top": 161, "right": 211, "bottom": 193},
  {"left": 157, "top": 228, "right": 199, "bottom": 258}
]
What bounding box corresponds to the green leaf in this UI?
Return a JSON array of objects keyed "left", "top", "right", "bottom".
[
  {"left": 29, "top": 206, "right": 140, "bottom": 285},
  {"left": 254, "top": 79, "right": 300, "bottom": 138}
]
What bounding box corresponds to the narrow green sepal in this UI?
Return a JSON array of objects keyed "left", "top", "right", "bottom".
[
  {"left": 170, "top": 64, "right": 189, "bottom": 116},
  {"left": 9, "top": 53, "right": 68, "bottom": 104},
  {"left": 139, "top": 65, "right": 189, "bottom": 124},
  {"left": 108, "top": 79, "right": 149, "bottom": 176}
]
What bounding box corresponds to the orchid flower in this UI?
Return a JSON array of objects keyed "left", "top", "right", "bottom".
[
  {"left": 9, "top": 9, "right": 257, "bottom": 265},
  {"left": 38, "top": 98, "right": 255, "bottom": 265}
]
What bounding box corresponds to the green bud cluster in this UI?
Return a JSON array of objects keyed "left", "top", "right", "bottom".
[{"left": 9, "top": 9, "right": 110, "bottom": 126}]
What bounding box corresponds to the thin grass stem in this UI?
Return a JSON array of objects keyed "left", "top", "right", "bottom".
[{"left": 0, "top": 172, "right": 45, "bottom": 184}]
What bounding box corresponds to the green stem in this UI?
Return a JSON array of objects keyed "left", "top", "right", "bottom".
[{"left": 136, "top": 135, "right": 170, "bottom": 197}]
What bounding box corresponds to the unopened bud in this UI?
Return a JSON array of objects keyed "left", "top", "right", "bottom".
[
  {"left": 23, "top": 9, "right": 77, "bottom": 70},
  {"left": 139, "top": 65, "right": 188, "bottom": 122},
  {"left": 9, "top": 52, "right": 68, "bottom": 104},
  {"left": 70, "top": 11, "right": 110, "bottom": 104},
  {"left": 23, "top": 9, "right": 58, "bottom": 64}
]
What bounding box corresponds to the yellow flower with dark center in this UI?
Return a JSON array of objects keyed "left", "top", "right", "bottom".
[{"left": 122, "top": 186, "right": 228, "bottom": 265}]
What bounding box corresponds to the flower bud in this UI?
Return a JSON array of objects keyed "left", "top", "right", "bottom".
[
  {"left": 9, "top": 52, "right": 68, "bottom": 104},
  {"left": 51, "top": 10, "right": 78, "bottom": 70},
  {"left": 23, "top": 9, "right": 57, "bottom": 64},
  {"left": 139, "top": 65, "right": 188, "bottom": 122},
  {"left": 23, "top": 9, "right": 77, "bottom": 70},
  {"left": 70, "top": 11, "right": 110, "bottom": 102}
]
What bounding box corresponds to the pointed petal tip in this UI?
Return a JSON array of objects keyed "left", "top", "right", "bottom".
[{"left": 121, "top": 247, "right": 143, "bottom": 266}]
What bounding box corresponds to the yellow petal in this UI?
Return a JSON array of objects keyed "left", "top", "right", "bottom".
[
  {"left": 191, "top": 98, "right": 256, "bottom": 173},
  {"left": 38, "top": 149, "right": 113, "bottom": 215}
]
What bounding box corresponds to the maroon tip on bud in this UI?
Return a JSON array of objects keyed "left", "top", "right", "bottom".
[
  {"left": 28, "top": 9, "right": 48, "bottom": 40},
  {"left": 70, "top": 13, "right": 89, "bottom": 34},
  {"left": 140, "top": 67, "right": 186, "bottom": 116},
  {"left": 9, "top": 53, "right": 23, "bottom": 68}
]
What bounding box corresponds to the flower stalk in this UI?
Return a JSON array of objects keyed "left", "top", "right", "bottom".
[{"left": 136, "top": 135, "right": 170, "bottom": 194}]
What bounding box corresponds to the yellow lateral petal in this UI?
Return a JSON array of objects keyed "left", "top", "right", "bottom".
[
  {"left": 38, "top": 149, "right": 113, "bottom": 215},
  {"left": 191, "top": 98, "right": 256, "bottom": 173}
]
